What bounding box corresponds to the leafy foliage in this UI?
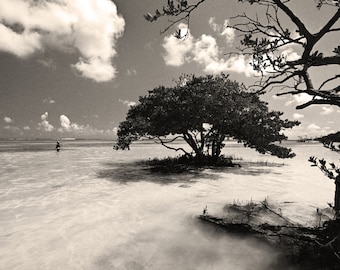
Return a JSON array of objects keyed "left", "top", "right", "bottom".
[
  {"left": 116, "top": 74, "right": 299, "bottom": 162},
  {"left": 309, "top": 155, "right": 340, "bottom": 217},
  {"left": 309, "top": 156, "right": 340, "bottom": 181}
]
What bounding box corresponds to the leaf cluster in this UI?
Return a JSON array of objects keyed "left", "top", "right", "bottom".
[
  {"left": 116, "top": 74, "right": 299, "bottom": 159},
  {"left": 309, "top": 156, "right": 340, "bottom": 181}
]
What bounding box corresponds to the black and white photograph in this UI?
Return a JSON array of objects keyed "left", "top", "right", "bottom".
[{"left": 0, "top": 0, "right": 340, "bottom": 269}]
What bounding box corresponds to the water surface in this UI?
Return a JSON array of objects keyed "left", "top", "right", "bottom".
[{"left": 0, "top": 140, "right": 337, "bottom": 269}]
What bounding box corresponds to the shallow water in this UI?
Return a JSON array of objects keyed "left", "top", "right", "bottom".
[{"left": 0, "top": 140, "right": 338, "bottom": 269}]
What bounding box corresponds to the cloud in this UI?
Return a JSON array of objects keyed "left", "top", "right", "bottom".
[
  {"left": 3, "top": 116, "right": 13, "bottom": 123},
  {"left": 162, "top": 24, "right": 193, "bottom": 66},
  {"left": 223, "top": 55, "right": 256, "bottom": 76},
  {"left": 162, "top": 27, "right": 255, "bottom": 76},
  {"left": 119, "top": 99, "right": 136, "bottom": 107},
  {"left": 194, "top": 37, "right": 255, "bottom": 76},
  {"left": 192, "top": 34, "right": 219, "bottom": 66},
  {"left": 208, "top": 17, "right": 220, "bottom": 32},
  {"left": 4, "top": 125, "right": 24, "bottom": 135},
  {"left": 112, "top": 127, "right": 118, "bottom": 135},
  {"left": 0, "top": 23, "right": 42, "bottom": 57},
  {"left": 126, "top": 69, "right": 137, "bottom": 76},
  {"left": 281, "top": 48, "right": 300, "bottom": 62},
  {"left": 59, "top": 115, "right": 83, "bottom": 132},
  {"left": 38, "top": 112, "right": 54, "bottom": 132},
  {"left": 284, "top": 100, "right": 295, "bottom": 107},
  {"left": 0, "top": 0, "right": 125, "bottom": 82},
  {"left": 271, "top": 95, "right": 285, "bottom": 100},
  {"left": 320, "top": 106, "right": 334, "bottom": 115},
  {"left": 221, "top": 26, "right": 235, "bottom": 45},
  {"left": 58, "top": 114, "right": 117, "bottom": 137},
  {"left": 307, "top": 123, "right": 321, "bottom": 130},
  {"left": 284, "top": 93, "right": 313, "bottom": 107},
  {"left": 37, "top": 58, "right": 57, "bottom": 70},
  {"left": 72, "top": 57, "right": 117, "bottom": 82},
  {"left": 293, "top": 113, "right": 304, "bottom": 119},
  {"left": 284, "top": 123, "right": 334, "bottom": 140},
  {"left": 23, "top": 126, "right": 30, "bottom": 130},
  {"left": 43, "top": 97, "right": 56, "bottom": 104},
  {"left": 209, "top": 17, "right": 235, "bottom": 45}
]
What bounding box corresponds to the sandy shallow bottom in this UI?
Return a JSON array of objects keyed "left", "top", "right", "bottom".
[{"left": 0, "top": 141, "right": 337, "bottom": 269}]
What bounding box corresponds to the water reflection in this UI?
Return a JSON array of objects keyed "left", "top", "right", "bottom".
[
  {"left": 97, "top": 160, "right": 283, "bottom": 185},
  {"left": 96, "top": 162, "right": 214, "bottom": 184}
]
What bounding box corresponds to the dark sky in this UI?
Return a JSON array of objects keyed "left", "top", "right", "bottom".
[{"left": 0, "top": 0, "right": 339, "bottom": 139}]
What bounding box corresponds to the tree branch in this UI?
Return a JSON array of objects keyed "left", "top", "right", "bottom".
[
  {"left": 315, "top": 8, "right": 340, "bottom": 42},
  {"left": 156, "top": 136, "right": 192, "bottom": 156},
  {"left": 296, "top": 98, "right": 340, "bottom": 109},
  {"left": 272, "top": 0, "right": 312, "bottom": 40}
]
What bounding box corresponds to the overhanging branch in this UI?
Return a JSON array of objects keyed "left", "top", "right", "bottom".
[{"left": 296, "top": 98, "right": 340, "bottom": 109}]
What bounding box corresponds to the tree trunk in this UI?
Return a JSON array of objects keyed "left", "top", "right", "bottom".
[{"left": 335, "top": 176, "right": 340, "bottom": 219}]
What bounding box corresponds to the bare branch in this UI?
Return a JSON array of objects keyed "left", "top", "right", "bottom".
[
  {"left": 318, "top": 74, "right": 340, "bottom": 90},
  {"left": 156, "top": 136, "right": 191, "bottom": 156},
  {"left": 148, "top": 0, "right": 340, "bottom": 108},
  {"left": 315, "top": 8, "right": 340, "bottom": 42},
  {"left": 272, "top": 0, "right": 312, "bottom": 40},
  {"left": 296, "top": 98, "right": 340, "bottom": 109}
]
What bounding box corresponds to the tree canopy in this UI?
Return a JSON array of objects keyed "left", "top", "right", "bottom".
[
  {"left": 145, "top": 0, "right": 340, "bottom": 109},
  {"left": 115, "top": 74, "right": 299, "bottom": 162}
]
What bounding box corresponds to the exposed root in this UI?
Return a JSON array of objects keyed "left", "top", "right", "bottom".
[{"left": 199, "top": 200, "right": 340, "bottom": 268}]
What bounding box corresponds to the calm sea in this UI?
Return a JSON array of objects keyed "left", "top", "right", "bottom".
[{"left": 0, "top": 140, "right": 338, "bottom": 270}]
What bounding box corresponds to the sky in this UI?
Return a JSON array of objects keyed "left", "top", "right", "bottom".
[{"left": 0, "top": 0, "right": 339, "bottom": 140}]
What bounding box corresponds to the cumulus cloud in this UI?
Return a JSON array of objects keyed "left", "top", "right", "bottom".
[
  {"left": 208, "top": 17, "right": 235, "bottom": 44},
  {"left": 307, "top": 123, "right": 321, "bottom": 130},
  {"left": 194, "top": 36, "right": 255, "bottom": 76},
  {"left": 193, "top": 34, "right": 219, "bottom": 66},
  {"left": 284, "top": 123, "right": 334, "bottom": 140},
  {"left": 38, "top": 112, "right": 54, "bottom": 132},
  {"left": 293, "top": 113, "right": 304, "bottom": 119},
  {"left": 320, "top": 106, "right": 334, "bottom": 115},
  {"left": 0, "top": 0, "right": 125, "bottom": 82},
  {"left": 3, "top": 116, "right": 13, "bottom": 123},
  {"left": 58, "top": 114, "right": 117, "bottom": 138},
  {"left": 223, "top": 55, "right": 256, "bottom": 76},
  {"left": 162, "top": 26, "right": 255, "bottom": 76},
  {"left": 284, "top": 93, "right": 313, "bottom": 107},
  {"left": 43, "top": 97, "right": 56, "bottom": 104},
  {"left": 119, "top": 99, "right": 136, "bottom": 107},
  {"left": 59, "top": 115, "right": 83, "bottom": 132},
  {"left": 162, "top": 24, "right": 193, "bottom": 66},
  {"left": 0, "top": 23, "right": 42, "bottom": 57},
  {"left": 281, "top": 48, "right": 300, "bottom": 62}
]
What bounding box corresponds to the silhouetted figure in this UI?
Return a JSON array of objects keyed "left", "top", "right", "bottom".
[
  {"left": 56, "top": 141, "right": 61, "bottom": 152},
  {"left": 203, "top": 205, "right": 208, "bottom": 216}
]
